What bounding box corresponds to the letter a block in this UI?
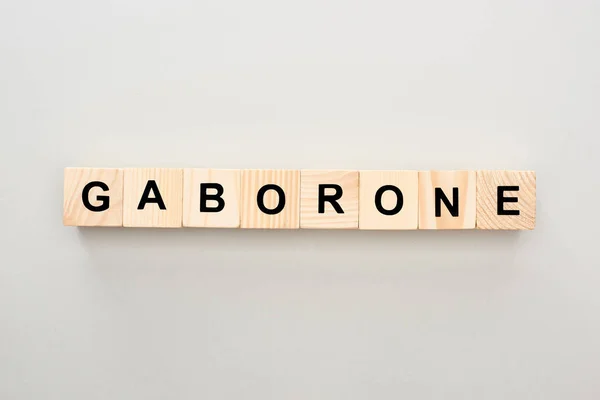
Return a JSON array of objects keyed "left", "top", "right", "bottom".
[
  {"left": 300, "top": 170, "right": 359, "bottom": 229},
  {"left": 359, "top": 170, "right": 418, "bottom": 230},
  {"left": 476, "top": 170, "right": 536, "bottom": 230},
  {"left": 63, "top": 168, "right": 123, "bottom": 226},
  {"left": 419, "top": 170, "right": 476, "bottom": 229},
  {"left": 183, "top": 169, "right": 241, "bottom": 228},
  {"left": 240, "top": 169, "right": 300, "bottom": 229},
  {"left": 123, "top": 168, "right": 183, "bottom": 228}
]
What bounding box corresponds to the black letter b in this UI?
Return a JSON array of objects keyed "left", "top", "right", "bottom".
[{"left": 200, "top": 183, "right": 225, "bottom": 212}]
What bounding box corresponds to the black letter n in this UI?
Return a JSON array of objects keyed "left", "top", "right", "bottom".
[{"left": 435, "top": 187, "right": 459, "bottom": 217}]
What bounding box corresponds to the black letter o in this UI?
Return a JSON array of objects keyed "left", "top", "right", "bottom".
[
  {"left": 374, "top": 185, "right": 403, "bottom": 216},
  {"left": 257, "top": 184, "right": 286, "bottom": 215}
]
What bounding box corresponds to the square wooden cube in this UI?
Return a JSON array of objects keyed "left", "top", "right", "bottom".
[
  {"left": 63, "top": 168, "right": 123, "bottom": 226},
  {"left": 123, "top": 168, "right": 183, "bottom": 228},
  {"left": 477, "top": 170, "right": 536, "bottom": 230},
  {"left": 183, "top": 168, "right": 241, "bottom": 228},
  {"left": 300, "top": 170, "right": 359, "bottom": 229},
  {"left": 240, "top": 169, "right": 300, "bottom": 229},
  {"left": 359, "top": 170, "right": 418, "bottom": 230},
  {"left": 419, "top": 170, "right": 476, "bottom": 230}
]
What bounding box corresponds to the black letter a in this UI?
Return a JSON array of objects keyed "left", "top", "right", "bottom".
[{"left": 137, "top": 180, "right": 167, "bottom": 210}]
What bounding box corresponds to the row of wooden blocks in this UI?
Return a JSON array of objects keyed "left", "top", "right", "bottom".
[{"left": 63, "top": 168, "right": 536, "bottom": 230}]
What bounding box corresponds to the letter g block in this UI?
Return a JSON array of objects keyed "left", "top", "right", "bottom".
[{"left": 63, "top": 168, "right": 123, "bottom": 226}]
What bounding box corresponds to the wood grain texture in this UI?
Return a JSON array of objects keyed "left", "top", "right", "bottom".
[
  {"left": 240, "top": 169, "right": 300, "bottom": 229},
  {"left": 183, "top": 168, "right": 240, "bottom": 228},
  {"left": 123, "top": 168, "right": 183, "bottom": 228},
  {"left": 359, "top": 170, "right": 418, "bottom": 230},
  {"left": 300, "top": 170, "right": 359, "bottom": 229},
  {"left": 477, "top": 170, "right": 536, "bottom": 230},
  {"left": 63, "top": 168, "right": 123, "bottom": 226},
  {"left": 419, "top": 170, "right": 476, "bottom": 230}
]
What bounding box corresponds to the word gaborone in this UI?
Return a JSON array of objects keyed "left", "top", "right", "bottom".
[{"left": 63, "top": 168, "right": 536, "bottom": 230}]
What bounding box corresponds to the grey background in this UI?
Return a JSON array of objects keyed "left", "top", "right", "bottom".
[{"left": 1, "top": 0, "right": 599, "bottom": 398}]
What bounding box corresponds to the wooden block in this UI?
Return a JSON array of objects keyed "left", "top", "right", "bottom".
[
  {"left": 477, "top": 170, "right": 536, "bottom": 230},
  {"left": 183, "top": 168, "right": 240, "bottom": 228},
  {"left": 359, "top": 170, "right": 418, "bottom": 230},
  {"left": 300, "top": 170, "right": 359, "bottom": 229},
  {"left": 123, "top": 168, "right": 183, "bottom": 228},
  {"left": 63, "top": 168, "right": 123, "bottom": 226},
  {"left": 240, "top": 169, "right": 300, "bottom": 229},
  {"left": 418, "top": 170, "right": 476, "bottom": 229}
]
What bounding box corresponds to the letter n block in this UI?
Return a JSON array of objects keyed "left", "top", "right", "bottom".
[
  {"left": 300, "top": 170, "right": 359, "bottom": 229},
  {"left": 183, "top": 169, "right": 241, "bottom": 228},
  {"left": 419, "top": 170, "right": 476, "bottom": 229},
  {"left": 477, "top": 170, "right": 536, "bottom": 230},
  {"left": 123, "top": 168, "right": 183, "bottom": 228},
  {"left": 359, "top": 170, "right": 418, "bottom": 230},
  {"left": 240, "top": 169, "right": 300, "bottom": 229},
  {"left": 63, "top": 168, "right": 123, "bottom": 226}
]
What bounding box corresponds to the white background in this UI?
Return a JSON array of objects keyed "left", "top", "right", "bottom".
[{"left": 1, "top": 0, "right": 599, "bottom": 398}]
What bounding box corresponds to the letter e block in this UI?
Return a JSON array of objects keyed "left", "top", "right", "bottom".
[
  {"left": 63, "top": 168, "right": 123, "bottom": 226},
  {"left": 123, "top": 168, "right": 183, "bottom": 228},
  {"left": 301, "top": 170, "right": 359, "bottom": 229},
  {"left": 419, "top": 170, "right": 476, "bottom": 230},
  {"left": 240, "top": 169, "right": 300, "bottom": 229},
  {"left": 359, "top": 170, "right": 418, "bottom": 230},
  {"left": 477, "top": 170, "right": 536, "bottom": 230},
  {"left": 183, "top": 169, "right": 241, "bottom": 228}
]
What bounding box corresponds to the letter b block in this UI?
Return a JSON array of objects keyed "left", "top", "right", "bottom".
[
  {"left": 63, "top": 168, "right": 123, "bottom": 226},
  {"left": 183, "top": 169, "right": 241, "bottom": 228},
  {"left": 123, "top": 168, "right": 183, "bottom": 228},
  {"left": 240, "top": 169, "right": 300, "bottom": 229},
  {"left": 476, "top": 170, "right": 536, "bottom": 230}
]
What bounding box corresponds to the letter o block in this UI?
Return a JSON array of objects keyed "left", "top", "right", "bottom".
[
  {"left": 359, "top": 170, "right": 418, "bottom": 230},
  {"left": 477, "top": 170, "right": 536, "bottom": 230},
  {"left": 63, "top": 168, "right": 123, "bottom": 226},
  {"left": 240, "top": 169, "right": 300, "bottom": 229}
]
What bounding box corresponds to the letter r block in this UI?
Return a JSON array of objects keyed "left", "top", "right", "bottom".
[
  {"left": 183, "top": 169, "right": 241, "bottom": 228},
  {"left": 476, "top": 170, "right": 536, "bottom": 230},
  {"left": 419, "top": 170, "right": 476, "bottom": 229},
  {"left": 63, "top": 168, "right": 123, "bottom": 226},
  {"left": 240, "top": 169, "right": 300, "bottom": 229},
  {"left": 300, "top": 170, "right": 359, "bottom": 229},
  {"left": 123, "top": 168, "right": 183, "bottom": 228}
]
